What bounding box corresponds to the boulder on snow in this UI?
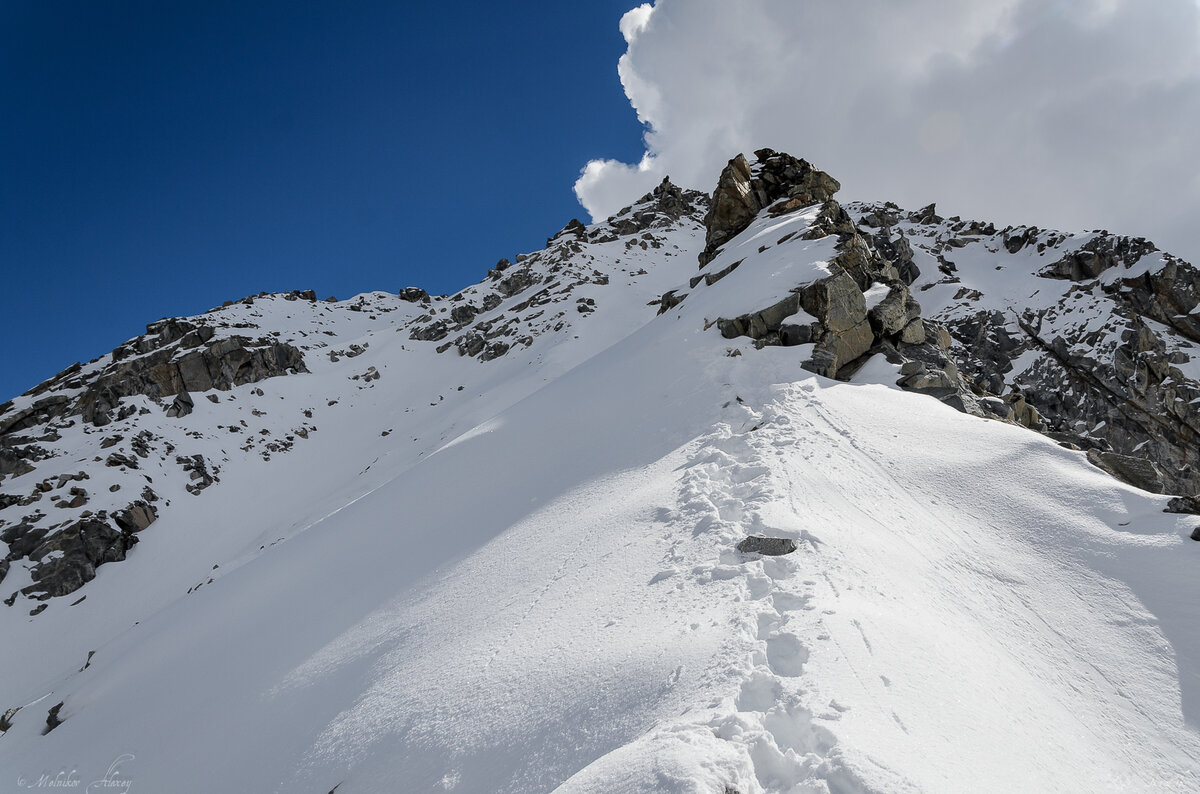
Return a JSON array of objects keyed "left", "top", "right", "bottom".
[
  {"left": 166, "top": 390, "right": 194, "bottom": 418},
  {"left": 1166, "top": 496, "right": 1200, "bottom": 515},
  {"left": 1087, "top": 450, "right": 1165, "bottom": 494},
  {"left": 112, "top": 501, "right": 158, "bottom": 533},
  {"left": 736, "top": 535, "right": 798, "bottom": 556},
  {"left": 43, "top": 702, "right": 63, "bottom": 734}
]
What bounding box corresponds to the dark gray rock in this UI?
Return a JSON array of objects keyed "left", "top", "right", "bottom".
[
  {"left": 1166, "top": 496, "right": 1200, "bottom": 515},
  {"left": 857, "top": 200, "right": 1200, "bottom": 497},
  {"left": 105, "top": 452, "right": 139, "bottom": 469},
  {"left": 656, "top": 289, "right": 689, "bottom": 316},
  {"left": 868, "top": 286, "right": 922, "bottom": 338},
  {"left": 62, "top": 487, "right": 87, "bottom": 509},
  {"left": 177, "top": 454, "right": 217, "bottom": 495},
  {"left": 737, "top": 535, "right": 798, "bottom": 556},
  {"left": 167, "top": 390, "right": 194, "bottom": 418},
  {"left": 1087, "top": 450, "right": 1165, "bottom": 493},
  {"left": 801, "top": 271, "right": 867, "bottom": 333},
  {"left": 450, "top": 303, "right": 478, "bottom": 327},
  {"left": 1040, "top": 235, "right": 1158, "bottom": 281},
  {"left": 2, "top": 515, "right": 50, "bottom": 558},
  {"left": 0, "top": 446, "right": 37, "bottom": 478},
  {"left": 2, "top": 321, "right": 307, "bottom": 431},
  {"left": 43, "top": 702, "right": 63, "bottom": 734},
  {"left": 547, "top": 218, "right": 587, "bottom": 247},
  {"left": 496, "top": 269, "right": 536, "bottom": 299},
  {"left": 112, "top": 501, "right": 157, "bottom": 533},
  {"left": 410, "top": 319, "right": 450, "bottom": 342},
  {"left": 21, "top": 518, "right": 138, "bottom": 600}
]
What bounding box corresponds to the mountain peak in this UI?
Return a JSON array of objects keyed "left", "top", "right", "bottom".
[{"left": 700, "top": 148, "right": 841, "bottom": 266}]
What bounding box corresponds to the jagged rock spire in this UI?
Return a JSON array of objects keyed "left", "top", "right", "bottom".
[{"left": 700, "top": 148, "right": 841, "bottom": 266}]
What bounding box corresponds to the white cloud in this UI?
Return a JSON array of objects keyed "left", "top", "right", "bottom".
[
  {"left": 577, "top": 0, "right": 1200, "bottom": 263},
  {"left": 618, "top": 3, "right": 654, "bottom": 43}
]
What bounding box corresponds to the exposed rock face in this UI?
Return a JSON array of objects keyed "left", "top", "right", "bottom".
[
  {"left": 112, "top": 500, "right": 158, "bottom": 533},
  {"left": 701, "top": 153, "right": 1200, "bottom": 494},
  {"left": 178, "top": 454, "right": 218, "bottom": 495},
  {"left": 2, "top": 497, "right": 157, "bottom": 600},
  {"left": 716, "top": 266, "right": 879, "bottom": 380},
  {"left": 0, "top": 290, "right": 322, "bottom": 608},
  {"left": 853, "top": 201, "right": 1200, "bottom": 496},
  {"left": 702, "top": 153, "right": 978, "bottom": 413},
  {"left": 22, "top": 517, "right": 139, "bottom": 599},
  {"left": 0, "top": 321, "right": 307, "bottom": 434},
  {"left": 697, "top": 152, "right": 1114, "bottom": 468},
  {"left": 1087, "top": 450, "right": 1166, "bottom": 494},
  {"left": 399, "top": 287, "right": 430, "bottom": 303},
  {"left": 1039, "top": 235, "right": 1159, "bottom": 282},
  {"left": 701, "top": 149, "right": 840, "bottom": 267},
  {"left": 167, "top": 390, "right": 194, "bottom": 418}
]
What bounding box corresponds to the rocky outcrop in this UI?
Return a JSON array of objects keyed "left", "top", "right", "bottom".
[
  {"left": 399, "top": 287, "right": 430, "bottom": 303},
  {"left": 1, "top": 320, "right": 307, "bottom": 436},
  {"left": 701, "top": 149, "right": 840, "bottom": 267},
  {"left": 2, "top": 497, "right": 157, "bottom": 600},
  {"left": 706, "top": 153, "right": 959, "bottom": 394},
  {"left": 0, "top": 291, "right": 322, "bottom": 608},
  {"left": 43, "top": 702, "right": 63, "bottom": 734},
  {"left": 112, "top": 500, "right": 158, "bottom": 533},
  {"left": 700, "top": 154, "right": 1057, "bottom": 437},
  {"left": 856, "top": 200, "right": 1200, "bottom": 496},
  {"left": 608, "top": 177, "right": 709, "bottom": 237},
  {"left": 1039, "top": 235, "right": 1159, "bottom": 282},
  {"left": 716, "top": 268, "right": 878, "bottom": 379},
  {"left": 21, "top": 517, "right": 139, "bottom": 600}
]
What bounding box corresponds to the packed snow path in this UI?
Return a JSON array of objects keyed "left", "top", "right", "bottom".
[{"left": 560, "top": 358, "right": 1200, "bottom": 793}]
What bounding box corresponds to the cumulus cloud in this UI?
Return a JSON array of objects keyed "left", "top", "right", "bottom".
[{"left": 576, "top": 0, "right": 1200, "bottom": 262}]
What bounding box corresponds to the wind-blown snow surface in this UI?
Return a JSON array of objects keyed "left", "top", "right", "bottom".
[{"left": 2, "top": 204, "right": 1199, "bottom": 793}]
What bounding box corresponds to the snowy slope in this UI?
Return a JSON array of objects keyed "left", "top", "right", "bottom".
[{"left": 1, "top": 166, "right": 1199, "bottom": 793}]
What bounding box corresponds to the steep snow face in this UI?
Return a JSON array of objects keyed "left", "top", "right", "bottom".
[
  {"left": 1, "top": 173, "right": 1199, "bottom": 793},
  {"left": 0, "top": 181, "right": 708, "bottom": 635}
]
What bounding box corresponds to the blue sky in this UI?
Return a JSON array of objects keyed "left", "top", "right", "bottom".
[{"left": 0, "top": 0, "right": 645, "bottom": 400}]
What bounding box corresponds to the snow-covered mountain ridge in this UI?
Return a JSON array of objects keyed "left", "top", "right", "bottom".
[{"left": 0, "top": 151, "right": 1198, "bottom": 793}]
